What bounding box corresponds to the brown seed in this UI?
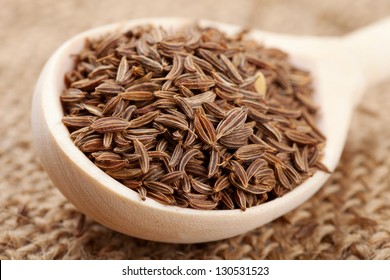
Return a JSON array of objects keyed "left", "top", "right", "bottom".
[
  {"left": 178, "top": 149, "right": 202, "bottom": 171},
  {"left": 120, "top": 91, "right": 155, "bottom": 101},
  {"left": 275, "top": 163, "right": 291, "bottom": 190},
  {"left": 71, "top": 75, "right": 107, "bottom": 91},
  {"left": 166, "top": 53, "right": 183, "bottom": 80},
  {"left": 198, "top": 48, "right": 226, "bottom": 72},
  {"left": 202, "top": 102, "right": 226, "bottom": 119},
  {"left": 131, "top": 55, "right": 164, "bottom": 72},
  {"left": 147, "top": 191, "right": 176, "bottom": 205},
  {"left": 116, "top": 56, "right": 129, "bottom": 83},
  {"left": 230, "top": 160, "right": 248, "bottom": 188},
  {"left": 95, "top": 83, "right": 124, "bottom": 95},
  {"left": 133, "top": 138, "right": 150, "bottom": 173},
  {"left": 208, "top": 149, "right": 219, "bottom": 178},
  {"left": 268, "top": 105, "right": 301, "bottom": 118},
  {"left": 60, "top": 88, "right": 86, "bottom": 103},
  {"left": 143, "top": 181, "right": 174, "bottom": 194},
  {"left": 234, "top": 144, "right": 266, "bottom": 161},
  {"left": 267, "top": 138, "right": 295, "bottom": 153},
  {"left": 128, "top": 111, "right": 159, "bottom": 128},
  {"left": 103, "top": 132, "right": 113, "bottom": 148},
  {"left": 174, "top": 96, "right": 195, "bottom": 119},
  {"left": 169, "top": 143, "right": 183, "bottom": 167},
  {"left": 155, "top": 114, "right": 189, "bottom": 131},
  {"left": 160, "top": 171, "right": 184, "bottom": 184},
  {"left": 94, "top": 152, "right": 126, "bottom": 171},
  {"left": 90, "top": 117, "right": 129, "bottom": 133},
  {"left": 182, "top": 91, "right": 216, "bottom": 108},
  {"left": 218, "top": 127, "right": 252, "bottom": 149},
  {"left": 220, "top": 54, "right": 243, "bottom": 84},
  {"left": 246, "top": 158, "right": 268, "bottom": 180},
  {"left": 63, "top": 116, "right": 95, "bottom": 127},
  {"left": 220, "top": 190, "right": 235, "bottom": 209},
  {"left": 175, "top": 76, "right": 216, "bottom": 90},
  {"left": 106, "top": 168, "right": 143, "bottom": 180},
  {"left": 234, "top": 189, "right": 247, "bottom": 211},
  {"left": 285, "top": 130, "right": 320, "bottom": 145},
  {"left": 216, "top": 107, "right": 248, "bottom": 139},
  {"left": 184, "top": 55, "right": 197, "bottom": 72},
  {"left": 188, "top": 198, "right": 218, "bottom": 210},
  {"left": 190, "top": 176, "right": 213, "bottom": 195},
  {"left": 213, "top": 176, "right": 230, "bottom": 193},
  {"left": 194, "top": 108, "right": 216, "bottom": 147}
]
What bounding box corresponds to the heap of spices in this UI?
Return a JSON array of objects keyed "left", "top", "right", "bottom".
[{"left": 61, "top": 24, "right": 328, "bottom": 210}]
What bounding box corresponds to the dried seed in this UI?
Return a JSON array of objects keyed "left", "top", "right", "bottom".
[
  {"left": 155, "top": 114, "right": 189, "bottom": 131},
  {"left": 144, "top": 181, "right": 174, "bottom": 194},
  {"left": 178, "top": 149, "right": 202, "bottom": 171},
  {"left": 128, "top": 111, "right": 159, "bottom": 128},
  {"left": 194, "top": 108, "right": 216, "bottom": 146},
  {"left": 230, "top": 160, "right": 248, "bottom": 188},
  {"left": 60, "top": 88, "right": 87, "bottom": 103},
  {"left": 120, "top": 91, "right": 155, "bottom": 101},
  {"left": 131, "top": 55, "right": 164, "bottom": 72},
  {"left": 90, "top": 117, "right": 129, "bottom": 133},
  {"left": 213, "top": 176, "right": 230, "bottom": 193},
  {"left": 184, "top": 55, "right": 197, "bottom": 72},
  {"left": 106, "top": 168, "right": 143, "bottom": 180},
  {"left": 220, "top": 54, "right": 243, "bottom": 83},
  {"left": 267, "top": 137, "right": 295, "bottom": 153},
  {"left": 82, "top": 104, "right": 103, "bottom": 117},
  {"left": 285, "top": 129, "right": 320, "bottom": 145},
  {"left": 116, "top": 56, "right": 129, "bottom": 83},
  {"left": 198, "top": 48, "right": 226, "bottom": 72},
  {"left": 63, "top": 116, "right": 95, "bottom": 127},
  {"left": 175, "top": 77, "right": 215, "bottom": 90},
  {"left": 234, "top": 144, "right": 266, "bottom": 161},
  {"left": 71, "top": 75, "right": 107, "bottom": 91},
  {"left": 166, "top": 53, "right": 183, "bottom": 80},
  {"left": 182, "top": 91, "right": 216, "bottom": 108},
  {"left": 190, "top": 176, "right": 213, "bottom": 195},
  {"left": 202, "top": 102, "right": 226, "bottom": 119},
  {"left": 234, "top": 189, "right": 247, "bottom": 211},
  {"left": 133, "top": 138, "right": 150, "bottom": 173},
  {"left": 147, "top": 191, "right": 176, "bottom": 205},
  {"left": 220, "top": 190, "right": 234, "bottom": 209},
  {"left": 216, "top": 107, "right": 248, "bottom": 139},
  {"left": 169, "top": 143, "right": 183, "bottom": 167},
  {"left": 246, "top": 158, "right": 268, "bottom": 180},
  {"left": 208, "top": 149, "right": 219, "bottom": 178},
  {"left": 218, "top": 127, "right": 252, "bottom": 149},
  {"left": 188, "top": 198, "right": 218, "bottom": 210},
  {"left": 160, "top": 171, "right": 184, "bottom": 184},
  {"left": 94, "top": 152, "right": 126, "bottom": 171},
  {"left": 275, "top": 163, "right": 291, "bottom": 189},
  {"left": 174, "top": 96, "right": 194, "bottom": 119}
]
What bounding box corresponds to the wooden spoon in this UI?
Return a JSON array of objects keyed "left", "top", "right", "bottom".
[{"left": 31, "top": 18, "right": 390, "bottom": 243}]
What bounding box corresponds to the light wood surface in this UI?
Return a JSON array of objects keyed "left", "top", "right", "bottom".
[{"left": 32, "top": 18, "right": 390, "bottom": 243}]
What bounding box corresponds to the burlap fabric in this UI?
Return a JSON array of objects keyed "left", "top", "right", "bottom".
[{"left": 1, "top": 0, "right": 389, "bottom": 259}]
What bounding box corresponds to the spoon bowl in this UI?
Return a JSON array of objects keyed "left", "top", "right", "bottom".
[{"left": 32, "top": 17, "right": 390, "bottom": 243}]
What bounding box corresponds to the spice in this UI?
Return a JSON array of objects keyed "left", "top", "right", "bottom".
[{"left": 61, "top": 23, "right": 327, "bottom": 210}]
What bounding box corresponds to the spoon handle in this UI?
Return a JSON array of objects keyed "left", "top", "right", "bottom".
[{"left": 344, "top": 17, "right": 390, "bottom": 89}]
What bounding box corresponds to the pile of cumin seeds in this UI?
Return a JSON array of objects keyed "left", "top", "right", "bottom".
[{"left": 61, "top": 24, "right": 328, "bottom": 211}]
